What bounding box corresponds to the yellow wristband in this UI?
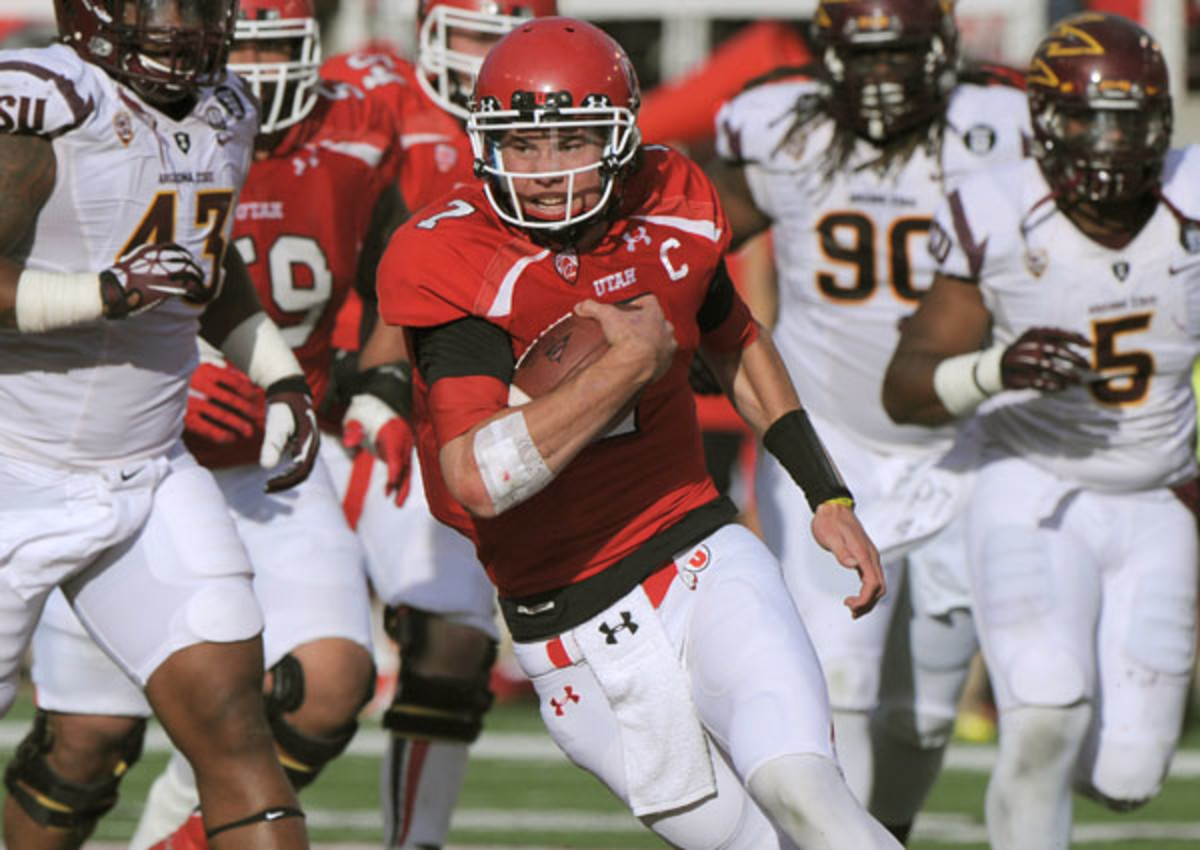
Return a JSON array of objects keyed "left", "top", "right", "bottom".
[{"left": 822, "top": 496, "right": 855, "bottom": 509}]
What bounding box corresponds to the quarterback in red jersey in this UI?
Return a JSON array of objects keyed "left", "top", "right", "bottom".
[
  {"left": 5, "top": 3, "right": 403, "bottom": 849},
  {"left": 372, "top": 18, "right": 900, "bottom": 849}
]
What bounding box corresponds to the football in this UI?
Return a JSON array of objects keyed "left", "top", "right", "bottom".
[{"left": 509, "top": 312, "right": 610, "bottom": 405}]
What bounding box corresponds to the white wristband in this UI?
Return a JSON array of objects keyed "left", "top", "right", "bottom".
[
  {"left": 473, "top": 410, "right": 553, "bottom": 514},
  {"left": 14, "top": 269, "right": 103, "bottom": 332},
  {"left": 219, "top": 312, "right": 303, "bottom": 389},
  {"left": 932, "top": 345, "right": 1004, "bottom": 417}
]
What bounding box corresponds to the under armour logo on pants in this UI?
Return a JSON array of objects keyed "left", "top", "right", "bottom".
[
  {"left": 598, "top": 611, "right": 639, "bottom": 644},
  {"left": 550, "top": 686, "right": 581, "bottom": 716}
]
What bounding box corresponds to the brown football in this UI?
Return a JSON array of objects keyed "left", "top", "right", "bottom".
[{"left": 509, "top": 312, "right": 610, "bottom": 404}]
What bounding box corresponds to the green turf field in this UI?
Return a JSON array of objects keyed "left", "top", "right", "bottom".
[{"left": 2, "top": 692, "right": 1198, "bottom": 848}]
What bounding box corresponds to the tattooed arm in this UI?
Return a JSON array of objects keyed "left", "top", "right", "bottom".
[{"left": 0, "top": 134, "right": 56, "bottom": 328}]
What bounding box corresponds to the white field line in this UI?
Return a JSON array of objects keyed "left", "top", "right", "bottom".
[{"left": 9, "top": 721, "right": 1200, "bottom": 777}]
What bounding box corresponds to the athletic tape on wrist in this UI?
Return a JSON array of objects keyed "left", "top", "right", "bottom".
[
  {"left": 220, "top": 312, "right": 304, "bottom": 390},
  {"left": 473, "top": 410, "right": 552, "bottom": 514},
  {"left": 14, "top": 269, "right": 104, "bottom": 332},
  {"left": 762, "top": 409, "right": 853, "bottom": 513},
  {"left": 931, "top": 345, "right": 1004, "bottom": 417}
]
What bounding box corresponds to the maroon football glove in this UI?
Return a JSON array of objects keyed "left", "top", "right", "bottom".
[
  {"left": 100, "top": 243, "right": 210, "bottom": 319},
  {"left": 185, "top": 361, "right": 265, "bottom": 445},
  {"left": 260, "top": 376, "right": 320, "bottom": 493},
  {"left": 1001, "top": 327, "right": 1093, "bottom": 393}
]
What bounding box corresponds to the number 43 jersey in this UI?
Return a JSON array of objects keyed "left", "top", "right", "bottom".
[
  {"left": 932, "top": 147, "right": 1200, "bottom": 492},
  {"left": 716, "top": 77, "right": 1028, "bottom": 455},
  {"left": 0, "top": 44, "right": 256, "bottom": 469}
]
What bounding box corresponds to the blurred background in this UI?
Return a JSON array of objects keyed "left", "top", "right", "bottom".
[{"left": 3, "top": 1, "right": 1197, "bottom": 134}]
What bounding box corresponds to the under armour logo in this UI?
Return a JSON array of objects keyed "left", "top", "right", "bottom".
[
  {"left": 598, "top": 611, "right": 639, "bottom": 644},
  {"left": 549, "top": 685, "right": 580, "bottom": 716},
  {"left": 623, "top": 226, "right": 651, "bottom": 253},
  {"left": 174, "top": 132, "right": 190, "bottom": 153}
]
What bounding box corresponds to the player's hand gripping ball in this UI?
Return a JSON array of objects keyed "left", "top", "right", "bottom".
[{"left": 509, "top": 311, "right": 611, "bottom": 404}]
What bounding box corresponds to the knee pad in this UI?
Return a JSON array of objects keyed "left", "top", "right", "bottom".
[
  {"left": 264, "top": 654, "right": 363, "bottom": 790},
  {"left": 1077, "top": 737, "right": 1171, "bottom": 812},
  {"left": 1007, "top": 645, "right": 1087, "bottom": 708},
  {"left": 383, "top": 606, "right": 497, "bottom": 743},
  {"left": 3, "top": 710, "right": 146, "bottom": 830}
]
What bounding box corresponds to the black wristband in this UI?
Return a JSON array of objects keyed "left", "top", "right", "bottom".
[
  {"left": 762, "top": 409, "right": 853, "bottom": 513},
  {"left": 353, "top": 361, "right": 413, "bottom": 420},
  {"left": 264, "top": 375, "right": 312, "bottom": 398}
]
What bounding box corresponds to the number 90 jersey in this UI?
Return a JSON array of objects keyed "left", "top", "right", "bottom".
[
  {"left": 930, "top": 148, "right": 1200, "bottom": 492},
  {"left": 716, "top": 77, "right": 1028, "bottom": 456},
  {"left": 0, "top": 44, "right": 256, "bottom": 470}
]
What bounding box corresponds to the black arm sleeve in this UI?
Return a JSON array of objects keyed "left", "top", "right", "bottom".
[
  {"left": 411, "top": 316, "right": 515, "bottom": 385},
  {"left": 695, "top": 259, "right": 736, "bottom": 334}
]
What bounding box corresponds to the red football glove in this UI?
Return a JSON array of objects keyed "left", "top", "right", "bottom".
[
  {"left": 260, "top": 376, "right": 320, "bottom": 493},
  {"left": 1001, "top": 327, "right": 1093, "bottom": 393},
  {"left": 100, "top": 243, "right": 211, "bottom": 318},
  {"left": 343, "top": 393, "right": 414, "bottom": 506},
  {"left": 185, "top": 362, "right": 265, "bottom": 445}
]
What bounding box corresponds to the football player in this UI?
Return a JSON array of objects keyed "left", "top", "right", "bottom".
[
  {"left": 883, "top": 13, "right": 1198, "bottom": 850},
  {"left": 319, "top": 3, "right": 556, "bottom": 847},
  {"left": 0, "top": 1, "right": 318, "bottom": 849},
  {"left": 2, "top": 2, "right": 401, "bottom": 849},
  {"left": 370, "top": 17, "right": 903, "bottom": 849},
  {"left": 710, "top": 0, "right": 1029, "bottom": 837}
]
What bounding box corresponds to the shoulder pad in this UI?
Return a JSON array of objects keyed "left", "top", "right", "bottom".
[
  {"left": 1160, "top": 145, "right": 1200, "bottom": 222},
  {"left": 715, "top": 77, "right": 823, "bottom": 165},
  {"left": 0, "top": 45, "right": 96, "bottom": 138}
]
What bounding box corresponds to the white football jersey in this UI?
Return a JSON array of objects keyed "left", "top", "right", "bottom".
[
  {"left": 716, "top": 77, "right": 1029, "bottom": 455},
  {"left": 930, "top": 147, "right": 1200, "bottom": 491},
  {"left": 0, "top": 45, "right": 256, "bottom": 469}
]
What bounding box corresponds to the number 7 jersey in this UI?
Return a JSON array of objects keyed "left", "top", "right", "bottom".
[{"left": 0, "top": 44, "right": 256, "bottom": 469}]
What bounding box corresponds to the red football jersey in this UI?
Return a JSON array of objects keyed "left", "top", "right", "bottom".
[
  {"left": 187, "top": 82, "right": 401, "bottom": 468},
  {"left": 322, "top": 46, "right": 476, "bottom": 352},
  {"left": 377, "top": 147, "right": 756, "bottom": 598}
]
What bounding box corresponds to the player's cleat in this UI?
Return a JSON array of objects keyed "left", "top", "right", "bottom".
[{"left": 147, "top": 810, "right": 207, "bottom": 850}]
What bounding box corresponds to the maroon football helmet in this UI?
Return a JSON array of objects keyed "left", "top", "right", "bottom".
[
  {"left": 810, "top": 0, "right": 958, "bottom": 141},
  {"left": 468, "top": 17, "right": 640, "bottom": 231},
  {"left": 1027, "top": 13, "right": 1171, "bottom": 204},
  {"left": 54, "top": 0, "right": 237, "bottom": 100},
  {"left": 417, "top": 0, "right": 559, "bottom": 120}
]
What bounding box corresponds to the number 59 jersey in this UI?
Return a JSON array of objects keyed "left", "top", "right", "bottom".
[
  {"left": 931, "top": 147, "right": 1200, "bottom": 492},
  {"left": 716, "top": 77, "right": 1028, "bottom": 456},
  {"left": 0, "top": 44, "right": 256, "bottom": 470}
]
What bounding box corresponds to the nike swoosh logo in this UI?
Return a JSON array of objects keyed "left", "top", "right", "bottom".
[
  {"left": 1168, "top": 261, "right": 1200, "bottom": 275},
  {"left": 120, "top": 470, "right": 137, "bottom": 482},
  {"left": 264, "top": 811, "right": 284, "bottom": 821}
]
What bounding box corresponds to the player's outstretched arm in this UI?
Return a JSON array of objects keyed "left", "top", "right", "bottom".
[
  {"left": 702, "top": 326, "right": 886, "bottom": 616},
  {"left": 200, "top": 249, "right": 319, "bottom": 492}
]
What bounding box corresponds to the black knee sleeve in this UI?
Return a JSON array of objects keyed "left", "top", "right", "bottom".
[
  {"left": 383, "top": 607, "right": 497, "bottom": 743},
  {"left": 3, "top": 710, "right": 145, "bottom": 830},
  {"left": 264, "top": 654, "right": 363, "bottom": 790}
]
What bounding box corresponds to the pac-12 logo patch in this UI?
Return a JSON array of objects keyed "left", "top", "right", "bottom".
[{"left": 679, "top": 544, "right": 712, "bottom": 589}]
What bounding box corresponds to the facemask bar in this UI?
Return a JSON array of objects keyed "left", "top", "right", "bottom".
[
  {"left": 119, "top": 0, "right": 235, "bottom": 92},
  {"left": 418, "top": 6, "right": 531, "bottom": 120},
  {"left": 229, "top": 15, "right": 322, "bottom": 133},
  {"left": 469, "top": 106, "right": 638, "bottom": 229}
]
